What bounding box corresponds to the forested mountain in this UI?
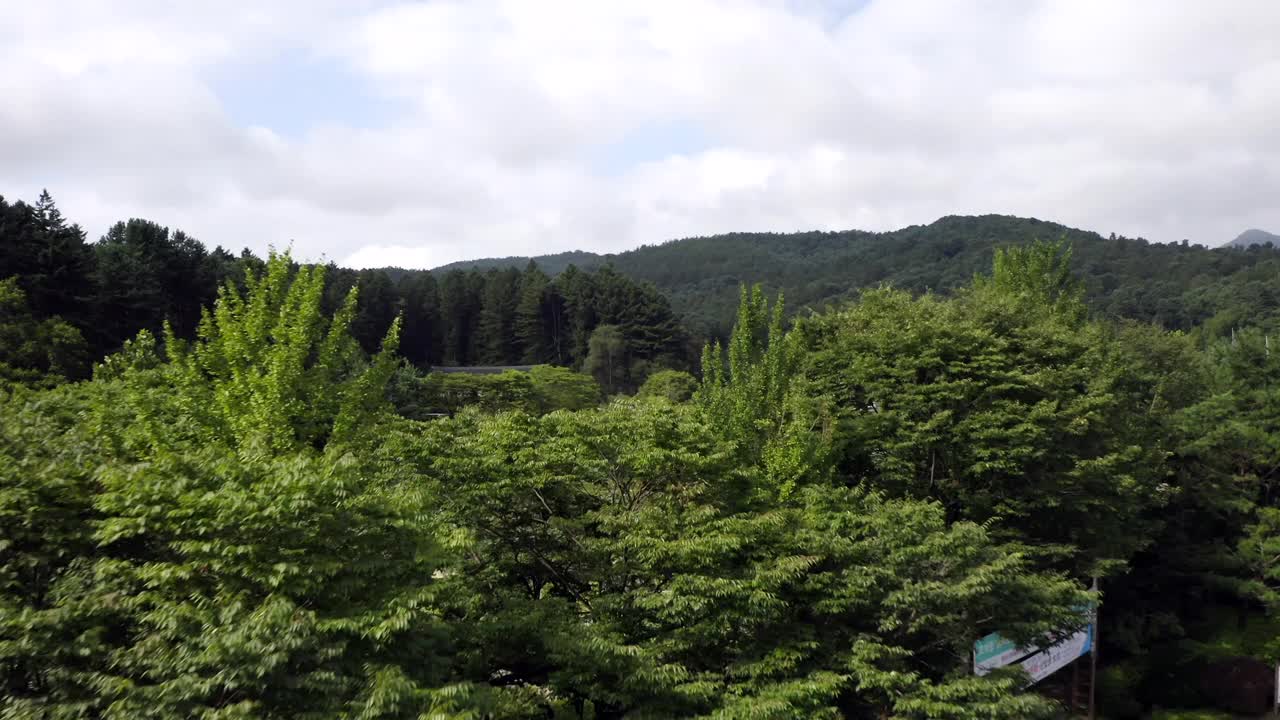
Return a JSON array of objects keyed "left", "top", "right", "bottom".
[
  {"left": 0, "top": 191, "right": 690, "bottom": 389},
  {"left": 9, "top": 187, "right": 1280, "bottom": 391},
  {"left": 1224, "top": 228, "right": 1280, "bottom": 249},
  {"left": 434, "top": 215, "right": 1280, "bottom": 338},
  {"left": 427, "top": 250, "right": 602, "bottom": 277}
]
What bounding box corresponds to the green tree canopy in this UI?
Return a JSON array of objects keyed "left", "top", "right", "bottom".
[
  {"left": 637, "top": 368, "right": 698, "bottom": 403},
  {"left": 584, "top": 324, "right": 627, "bottom": 394},
  {"left": 417, "top": 400, "right": 1091, "bottom": 718},
  {"left": 0, "top": 277, "right": 88, "bottom": 387},
  {"left": 0, "top": 253, "right": 467, "bottom": 718}
]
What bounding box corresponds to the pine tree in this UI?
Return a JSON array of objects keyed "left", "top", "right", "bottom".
[
  {"left": 584, "top": 324, "right": 626, "bottom": 394},
  {"left": 440, "top": 269, "right": 481, "bottom": 365},
  {"left": 0, "top": 191, "right": 95, "bottom": 332},
  {"left": 476, "top": 267, "right": 522, "bottom": 364},
  {"left": 33, "top": 189, "right": 65, "bottom": 231},
  {"left": 554, "top": 265, "right": 598, "bottom": 367},
  {"left": 515, "top": 261, "right": 556, "bottom": 364},
  {"left": 93, "top": 219, "right": 213, "bottom": 350},
  {"left": 397, "top": 271, "right": 443, "bottom": 367},
  {"left": 351, "top": 269, "right": 398, "bottom": 355}
]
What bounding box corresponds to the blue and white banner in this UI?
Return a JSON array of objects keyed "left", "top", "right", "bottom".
[
  {"left": 973, "top": 596, "right": 1096, "bottom": 684},
  {"left": 1017, "top": 623, "right": 1093, "bottom": 685}
]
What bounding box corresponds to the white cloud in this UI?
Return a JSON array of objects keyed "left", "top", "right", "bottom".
[
  {"left": 1, "top": 0, "right": 1278, "bottom": 268},
  {"left": 343, "top": 244, "right": 439, "bottom": 270}
]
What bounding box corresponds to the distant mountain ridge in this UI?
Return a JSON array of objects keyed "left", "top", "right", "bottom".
[
  {"left": 415, "top": 214, "right": 1280, "bottom": 337},
  {"left": 432, "top": 250, "right": 603, "bottom": 276},
  {"left": 1223, "top": 228, "right": 1280, "bottom": 248}
]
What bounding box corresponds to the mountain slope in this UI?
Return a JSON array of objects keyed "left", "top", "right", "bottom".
[
  {"left": 432, "top": 214, "right": 1280, "bottom": 337},
  {"left": 1224, "top": 228, "right": 1280, "bottom": 248},
  {"left": 432, "top": 250, "right": 603, "bottom": 276}
]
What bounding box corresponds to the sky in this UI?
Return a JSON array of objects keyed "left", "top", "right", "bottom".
[{"left": 1, "top": 1, "right": 1278, "bottom": 269}]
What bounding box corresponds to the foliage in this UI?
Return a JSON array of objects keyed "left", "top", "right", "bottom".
[
  {"left": 1096, "top": 660, "right": 1146, "bottom": 719},
  {"left": 528, "top": 364, "right": 601, "bottom": 412},
  {"left": 92, "top": 217, "right": 240, "bottom": 354},
  {"left": 699, "top": 285, "right": 830, "bottom": 499},
  {"left": 583, "top": 324, "right": 627, "bottom": 394},
  {"left": 0, "top": 276, "right": 89, "bottom": 387},
  {"left": 351, "top": 269, "right": 399, "bottom": 356},
  {"left": 1, "top": 191, "right": 690, "bottom": 388},
  {"left": 1097, "top": 322, "right": 1246, "bottom": 657},
  {"left": 420, "top": 370, "right": 538, "bottom": 415},
  {"left": 0, "top": 391, "right": 457, "bottom": 717},
  {"left": 92, "top": 328, "right": 163, "bottom": 381},
  {"left": 1147, "top": 710, "right": 1236, "bottom": 720},
  {"left": 0, "top": 191, "right": 95, "bottom": 333},
  {"left": 165, "top": 252, "right": 401, "bottom": 452},
  {"left": 636, "top": 369, "right": 698, "bottom": 403},
  {"left": 396, "top": 366, "right": 602, "bottom": 417},
  {"left": 396, "top": 270, "right": 443, "bottom": 367},
  {"left": 477, "top": 267, "right": 523, "bottom": 364},
  {"left": 1238, "top": 508, "right": 1280, "bottom": 614},
  {"left": 419, "top": 400, "right": 1089, "bottom": 718},
  {"left": 800, "top": 282, "right": 1170, "bottom": 577},
  {"left": 0, "top": 255, "right": 462, "bottom": 718},
  {"left": 972, "top": 238, "right": 1085, "bottom": 322},
  {"left": 514, "top": 262, "right": 557, "bottom": 364},
  {"left": 15, "top": 188, "right": 1280, "bottom": 718}
]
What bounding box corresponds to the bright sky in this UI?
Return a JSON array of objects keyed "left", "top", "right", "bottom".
[{"left": 2, "top": 1, "right": 1278, "bottom": 268}]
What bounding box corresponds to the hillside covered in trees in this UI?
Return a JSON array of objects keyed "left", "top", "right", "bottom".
[
  {"left": 0, "top": 192, "right": 690, "bottom": 391},
  {"left": 8, "top": 190, "right": 1280, "bottom": 717},
  {"left": 1225, "top": 228, "right": 1280, "bottom": 249},
  {"left": 437, "top": 215, "right": 1280, "bottom": 339},
  {"left": 8, "top": 188, "right": 1280, "bottom": 390}
]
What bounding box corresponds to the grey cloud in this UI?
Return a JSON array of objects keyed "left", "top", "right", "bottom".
[{"left": 1, "top": 0, "right": 1278, "bottom": 268}]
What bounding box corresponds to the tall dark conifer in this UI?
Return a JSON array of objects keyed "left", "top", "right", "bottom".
[
  {"left": 440, "top": 269, "right": 481, "bottom": 365},
  {"left": 0, "top": 191, "right": 95, "bottom": 326},
  {"left": 554, "top": 265, "right": 597, "bottom": 367},
  {"left": 351, "top": 270, "right": 398, "bottom": 355},
  {"left": 93, "top": 219, "right": 211, "bottom": 350},
  {"left": 398, "top": 272, "right": 443, "bottom": 367},
  {"left": 476, "top": 267, "right": 522, "bottom": 364},
  {"left": 515, "top": 262, "right": 560, "bottom": 364}
]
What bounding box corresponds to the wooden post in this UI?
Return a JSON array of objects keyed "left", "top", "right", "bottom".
[
  {"left": 1089, "top": 577, "right": 1099, "bottom": 720},
  {"left": 1071, "top": 655, "right": 1080, "bottom": 713}
]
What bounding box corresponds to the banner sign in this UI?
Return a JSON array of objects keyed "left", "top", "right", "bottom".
[
  {"left": 1017, "top": 623, "right": 1092, "bottom": 685},
  {"left": 974, "top": 633, "right": 1034, "bottom": 675},
  {"left": 974, "top": 602, "right": 1095, "bottom": 683}
]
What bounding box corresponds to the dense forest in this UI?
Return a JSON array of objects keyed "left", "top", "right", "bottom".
[
  {"left": 6, "top": 190, "right": 1280, "bottom": 718},
  {"left": 437, "top": 216, "right": 1280, "bottom": 339},
  {"left": 0, "top": 192, "right": 689, "bottom": 392}
]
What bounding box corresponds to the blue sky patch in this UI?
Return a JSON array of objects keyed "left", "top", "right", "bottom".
[
  {"left": 207, "top": 50, "right": 403, "bottom": 136},
  {"left": 591, "top": 118, "right": 712, "bottom": 175}
]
